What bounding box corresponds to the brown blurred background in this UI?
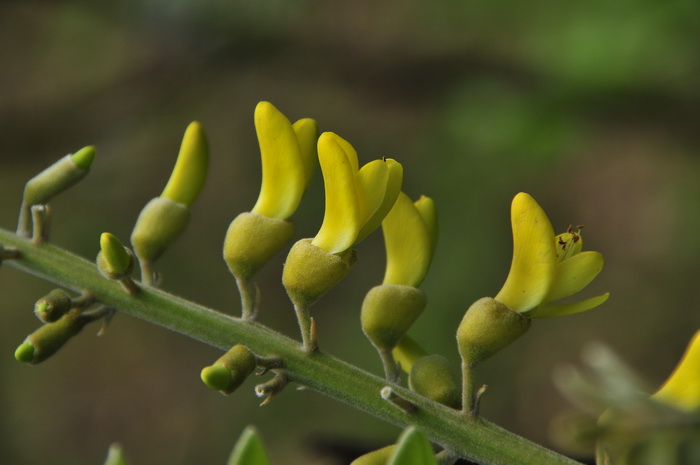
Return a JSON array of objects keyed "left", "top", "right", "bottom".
[{"left": 1, "top": 1, "right": 699, "bottom": 464}]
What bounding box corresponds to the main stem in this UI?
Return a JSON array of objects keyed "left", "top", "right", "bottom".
[{"left": 0, "top": 227, "right": 582, "bottom": 465}]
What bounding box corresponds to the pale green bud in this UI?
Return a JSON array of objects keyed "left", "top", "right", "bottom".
[
  {"left": 350, "top": 445, "right": 396, "bottom": 465},
  {"left": 456, "top": 297, "right": 531, "bottom": 368},
  {"left": 361, "top": 284, "right": 426, "bottom": 352},
  {"left": 15, "top": 310, "right": 88, "bottom": 364},
  {"left": 34, "top": 289, "right": 73, "bottom": 323},
  {"left": 97, "top": 233, "right": 134, "bottom": 280},
  {"left": 18, "top": 146, "right": 96, "bottom": 236},
  {"left": 227, "top": 426, "right": 272, "bottom": 465},
  {"left": 409, "top": 355, "right": 460, "bottom": 409},
  {"left": 223, "top": 212, "right": 295, "bottom": 281},
  {"left": 200, "top": 345, "right": 256, "bottom": 395},
  {"left": 131, "top": 197, "right": 190, "bottom": 265},
  {"left": 103, "top": 443, "right": 130, "bottom": 465},
  {"left": 282, "top": 238, "right": 356, "bottom": 308}
]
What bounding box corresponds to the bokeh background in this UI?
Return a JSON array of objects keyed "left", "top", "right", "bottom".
[{"left": 1, "top": 1, "right": 700, "bottom": 464}]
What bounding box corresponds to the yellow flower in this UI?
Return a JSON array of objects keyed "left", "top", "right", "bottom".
[
  {"left": 653, "top": 329, "right": 700, "bottom": 412},
  {"left": 494, "top": 192, "right": 609, "bottom": 318},
  {"left": 311, "top": 132, "right": 403, "bottom": 254}
]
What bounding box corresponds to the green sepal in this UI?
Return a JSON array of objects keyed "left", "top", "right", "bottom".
[
  {"left": 409, "top": 355, "right": 461, "bottom": 409},
  {"left": 456, "top": 297, "right": 531, "bottom": 368},
  {"left": 34, "top": 288, "right": 73, "bottom": 323},
  {"left": 97, "top": 233, "right": 134, "bottom": 280},
  {"left": 130, "top": 197, "right": 190, "bottom": 265},
  {"left": 387, "top": 427, "right": 437, "bottom": 465},
  {"left": 227, "top": 425, "right": 273, "bottom": 465},
  {"left": 223, "top": 212, "right": 295, "bottom": 281},
  {"left": 103, "top": 443, "right": 130, "bottom": 465},
  {"left": 350, "top": 445, "right": 396, "bottom": 465},
  {"left": 201, "top": 345, "right": 256, "bottom": 394},
  {"left": 282, "top": 238, "right": 356, "bottom": 308},
  {"left": 18, "top": 148, "right": 95, "bottom": 236},
  {"left": 361, "top": 284, "right": 426, "bottom": 352},
  {"left": 17, "top": 309, "right": 88, "bottom": 364}
]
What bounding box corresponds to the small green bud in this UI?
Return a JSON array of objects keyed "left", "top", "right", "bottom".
[
  {"left": 350, "top": 445, "right": 396, "bottom": 465},
  {"left": 456, "top": 297, "right": 531, "bottom": 368},
  {"left": 201, "top": 345, "right": 256, "bottom": 395},
  {"left": 227, "top": 426, "right": 272, "bottom": 465},
  {"left": 387, "top": 427, "right": 437, "bottom": 465},
  {"left": 34, "top": 288, "right": 73, "bottom": 323},
  {"left": 160, "top": 121, "right": 209, "bottom": 207},
  {"left": 223, "top": 212, "right": 295, "bottom": 281},
  {"left": 103, "top": 443, "right": 130, "bottom": 465},
  {"left": 409, "top": 355, "right": 461, "bottom": 409},
  {"left": 131, "top": 197, "right": 190, "bottom": 265},
  {"left": 282, "top": 238, "right": 357, "bottom": 308},
  {"left": 18, "top": 147, "right": 96, "bottom": 236},
  {"left": 97, "top": 233, "right": 134, "bottom": 280},
  {"left": 16, "top": 310, "right": 88, "bottom": 364},
  {"left": 14, "top": 341, "right": 35, "bottom": 363},
  {"left": 361, "top": 284, "right": 426, "bottom": 352}
]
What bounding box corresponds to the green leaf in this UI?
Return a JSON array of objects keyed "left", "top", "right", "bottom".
[
  {"left": 387, "top": 427, "right": 437, "bottom": 465},
  {"left": 227, "top": 426, "right": 272, "bottom": 465}
]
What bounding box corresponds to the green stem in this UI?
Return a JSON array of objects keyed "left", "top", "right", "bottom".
[
  {"left": 462, "top": 361, "right": 475, "bottom": 415},
  {"left": 0, "top": 227, "right": 582, "bottom": 465},
  {"left": 235, "top": 275, "right": 257, "bottom": 321}
]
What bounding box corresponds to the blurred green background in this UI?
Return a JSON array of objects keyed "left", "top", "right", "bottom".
[{"left": 1, "top": 1, "right": 700, "bottom": 464}]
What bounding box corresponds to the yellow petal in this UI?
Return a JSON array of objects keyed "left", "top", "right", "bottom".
[
  {"left": 414, "top": 195, "right": 438, "bottom": 261},
  {"left": 653, "top": 330, "right": 700, "bottom": 412},
  {"left": 526, "top": 292, "right": 610, "bottom": 318},
  {"left": 311, "top": 133, "right": 361, "bottom": 254},
  {"left": 251, "top": 101, "right": 305, "bottom": 220},
  {"left": 333, "top": 132, "right": 359, "bottom": 172},
  {"left": 355, "top": 158, "right": 403, "bottom": 244},
  {"left": 382, "top": 192, "right": 432, "bottom": 287},
  {"left": 494, "top": 193, "right": 557, "bottom": 312},
  {"left": 392, "top": 335, "right": 429, "bottom": 374},
  {"left": 160, "top": 121, "right": 209, "bottom": 207},
  {"left": 545, "top": 251, "right": 604, "bottom": 303},
  {"left": 292, "top": 118, "right": 319, "bottom": 187}
]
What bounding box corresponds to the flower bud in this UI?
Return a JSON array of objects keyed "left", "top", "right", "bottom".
[
  {"left": 223, "top": 212, "right": 295, "bottom": 281},
  {"left": 17, "top": 146, "right": 96, "bottom": 236},
  {"left": 283, "top": 238, "right": 356, "bottom": 308},
  {"left": 456, "top": 297, "right": 531, "bottom": 368},
  {"left": 97, "top": 233, "right": 134, "bottom": 280},
  {"left": 131, "top": 197, "right": 190, "bottom": 265},
  {"left": 409, "top": 354, "right": 460, "bottom": 408},
  {"left": 227, "top": 426, "right": 272, "bottom": 465},
  {"left": 160, "top": 121, "right": 209, "bottom": 207},
  {"left": 15, "top": 310, "right": 88, "bottom": 364},
  {"left": 350, "top": 445, "right": 396, "bottom": 465},
  {"left": 34, "top": 289, "right": 73, "bottom": 323},
  {"left": 361, "top": 284, "right": 426, "bottom": 352},
  {"left": 103, "top": 443, "right": 130, "bottom": 465},
  {"left": 200, "top": 345, "right": 256, "bottom": 395}
]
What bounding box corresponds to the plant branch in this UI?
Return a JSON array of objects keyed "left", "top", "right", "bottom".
[{"left": 0, "top": 227, "right": 582, "bottom": 465}]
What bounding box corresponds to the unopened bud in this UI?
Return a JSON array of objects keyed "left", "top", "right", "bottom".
[
  {"left": 97, "top": 233, "right": 134, "bottom": 280},
  {"left": 349, "top": 445, "right": 396, "bottom": 465},
  {"left": 15, "top": 310, "right": 89, "bottom": 364},
  {"left": 131, "top": 197, "right": 190, "bottom": 265},
  {"left": 34, "top": 289, "right": 73, "bottom": 323},
  {"left": 200, "top": 345, "right": 256, "bottom": 395},
  {"left": 361, "top": 284, "right": 426, "bottom": 352},
  {"left": 409, "top": 354, "right": 460, "bottom": 408}
]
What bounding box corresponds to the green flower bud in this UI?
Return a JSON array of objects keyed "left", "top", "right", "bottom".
[
  {"left": 34, "top": 289, "right": 73, "bottom": 323},
  {"left": 227, "top": 426, "right": 272, "bottom": 465},
  {"left": 200, "top": 344, "right": 256, "bottom": 395},
  {"left": 361, "top": 284, "right": 426, "bottom": 353},
  {"left": 350, "top": 445, "right": 396, "bottom": 465},
  {"left": 131, "top": 197, "right": 190, "bottom": 265},
  {"left": 160, "top": 121, "right": 209, "bottom": 207},
  {"left": 409, "top": 355, "right": 461, "bottom": 409},
  {"left": 97, "top": 233, "right": 134, "bottom": 280},
  {"left": 103, "top": 443, "right": 130, "bottom": 465},
  {"left": 223, "top": 212, "right": 295, "bottom": 281},
  {"left": 15, "top": 310, "right": 88, "bottom": 364},
  {"left": 17, "top": 146, "right": 96, "bottom": 236},
  {"left": 456, "top": 297, "right": 531, "bottom": 368},
  {"left": 282, "top": 238, "right": 357, "bottom": 308}
]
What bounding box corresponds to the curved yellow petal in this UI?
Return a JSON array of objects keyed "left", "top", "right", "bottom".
[
  {"left": 333, "top": 132, "right": 359, "bottom": 173},
  {"left": 392, "top": 335, "right": 429, "bottom": 374},
  {"left": 311, "top": 133, "right": 361, "bottom": 254},
  {"left": 545, "top": 251, "right": 604, "bottom": 303},
  {"left": 494, "top": 192, "right": 557, "bottom": 312},
  {"left": 382, "top": 192, "right": 432, "bottom": 287},
  {"left": 355, "top": 158, "right": 403, "bottom": 244},
  {"left": 414, "top": 195, "right": 438, "bottom": 262},
  {"left": 292, "top": 118, "right": 319, "bottom": 187},
  {"left": 355, "top": 159, "right": 389, "bottom": 229},
  {"left": 653, "top": 330, "right": 700, "bottom": 412},
  {"left": 526, "top": 292, "right": 610, "bottom": 318},
  {"left": 251, "top": 101, "right": 305, "bottom": 220},
  {"left": 161, "top": 121, "right": 209, "bottom": 207}
]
